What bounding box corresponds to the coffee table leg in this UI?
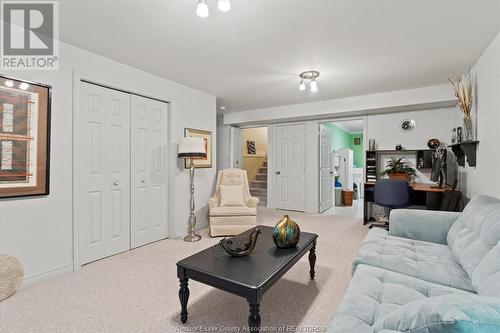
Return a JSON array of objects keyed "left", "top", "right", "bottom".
[
  {"left": 179, "top": 276, "right": 190, "bottom": 323},
  {"left": 248, "top": 303, "right": 261, "bottom": 331},
  {"left": 309, "top": 240, "right": 316, "bottom": 279}
]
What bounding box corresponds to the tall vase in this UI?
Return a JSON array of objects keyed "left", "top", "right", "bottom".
[{"left": 463, "top": 115, "right": 473, "bottom": 142}]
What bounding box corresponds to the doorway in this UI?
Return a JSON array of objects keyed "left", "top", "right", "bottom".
[
  {"left": 237, "top": 127, "right": 269, "bottom": 206},
  {"left": 319, "top": 119, "right": 364, "bottom": 217}
]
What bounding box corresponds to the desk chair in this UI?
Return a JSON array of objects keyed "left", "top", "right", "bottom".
[{"left": 369, "top": 179, "right": 412, "bottom": 230}]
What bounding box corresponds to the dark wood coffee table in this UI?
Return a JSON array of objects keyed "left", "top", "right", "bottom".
[{"left": 176, "top": 225, "right": 318, "bottom": 331}]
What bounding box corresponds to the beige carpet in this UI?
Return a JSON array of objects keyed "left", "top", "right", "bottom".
[{"left": 0, "top": 208, "right": 367, "bottom": 333}]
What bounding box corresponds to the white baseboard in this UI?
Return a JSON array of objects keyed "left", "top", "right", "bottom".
[{"left": 21, "top": 263, "right": 74, "bottom": 288}]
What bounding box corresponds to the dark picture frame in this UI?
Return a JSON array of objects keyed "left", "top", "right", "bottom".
[
  {"left": 184, "top": 128, "right": 212, "bottom": 168},
  {"left": 0, "top": 75, "right": 51, "bottom": 198},
  {"left": 354, "top": 137, "right": 361, "bottom": 145}
]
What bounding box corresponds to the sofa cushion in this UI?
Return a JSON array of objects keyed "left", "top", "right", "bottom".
[
  {"left": 327, "top": 264, "right": 471, "bottom": 333},
  {"left": 353, "top": 228, "right": 474, "bottom": 292},
  {"left": 447, "top": 195, "right": 500, "bottom": 296},
  {"left": 372, "top": 294, "right": 500, "bottom": 333},
  {"left": 210, "top": 206, "right": 257, "bottom": 216}
]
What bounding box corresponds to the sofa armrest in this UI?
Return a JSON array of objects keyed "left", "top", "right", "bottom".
[
  {"left": 247, "top": 196, "right": 260, "bottom": 208},
  {"left": 389, "top": 209, "right": 461, "bottom": 245},
  {"left": 208, "top": 197, "right": 219, "bottom": 210}
]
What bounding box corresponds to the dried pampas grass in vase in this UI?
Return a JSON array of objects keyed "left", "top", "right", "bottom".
[{"left": 449, "top": 72, "right": 475, "bottom": 141}]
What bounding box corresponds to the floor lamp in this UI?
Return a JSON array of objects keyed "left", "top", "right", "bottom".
[{"left": 178, "top": 137, "right": 207, "bottom": 242}]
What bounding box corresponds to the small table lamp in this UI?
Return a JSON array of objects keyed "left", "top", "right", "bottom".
[{"left": 178, "top": 137, "right": 207, "bottom": 242}]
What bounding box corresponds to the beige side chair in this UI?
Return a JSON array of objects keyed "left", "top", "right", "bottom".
[{"left": 208, "top": 168, "right": 259, "bottom": 237}]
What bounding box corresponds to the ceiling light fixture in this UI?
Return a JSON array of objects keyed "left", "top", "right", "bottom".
[
  {"left": 298, "top": 71, "right": 320, "bottom": 92},
  {"left": 218, "top": 0, "right": 231, "bottom": 12},
  {"left": 196, "top": 0, "right": 231, "bottom": 17},
  {"left": 19, "top": 82, "right": 29, "bottom": 90},
  {"left": 4, "top": 80, "right": 14, "bottom": 87},
  {"left": 196, "top": 0, "right": 209, "bottom": 17}
]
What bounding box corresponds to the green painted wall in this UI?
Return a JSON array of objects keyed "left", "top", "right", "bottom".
[
  {"left": 324, "top": 123, "right": 364, "bottom": 168},
  {"left": 350, "top": 133, "right": 364, "bottom": 167}
]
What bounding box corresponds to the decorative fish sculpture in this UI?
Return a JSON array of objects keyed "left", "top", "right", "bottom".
[{"left": 219, "top": 228, "right": 261, "bottom": 257}]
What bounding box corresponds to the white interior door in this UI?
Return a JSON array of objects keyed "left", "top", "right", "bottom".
[
  {"left": 78, "top": 82, "right": 131, "bottom": 264},
  {"left": 274, "top": 123, "right": 305, "bottom": 211},
  {"left": 319, "top": 125, "right": 333, "bottom": 213},
  {"left": 130, "top": 95, "right": 169, "bottom": 248},
  {"left": 231, "top": 127, "right": 243, "bottom": 169}
]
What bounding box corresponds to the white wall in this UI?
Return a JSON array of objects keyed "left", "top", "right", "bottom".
[
  {"left": 224, "top": 85, "right": 456, "bottom": 126},
  {"left": 216, "top": 116, "right": 232, "bottom": 171},
  {"left": 458, "top": 32, "right": 500, "bottom": 199},
  {"left": 366, "top": 108, "right": 455, "bottom": 150},
  {"left": 0, "top": 41, "right": 216, "bottom": 286}
]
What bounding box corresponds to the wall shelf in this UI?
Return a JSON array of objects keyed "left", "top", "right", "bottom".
[{"left": 448, "top": 141, "right": 479, "bottom": 167}]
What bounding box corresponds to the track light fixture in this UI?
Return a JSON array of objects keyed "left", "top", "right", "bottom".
[
  {"left": 196, "top": 0, "right": 231, "bottom": 17},
  {"left": 298, "top": 71, "right": 320, "bottom": 92}
]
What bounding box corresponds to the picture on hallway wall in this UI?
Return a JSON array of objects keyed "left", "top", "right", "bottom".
[
  {"left": 0, "top": 76, "right": 51, "bottom": 198},
  {"left": 353, "top": 137, "right": 361, "bottom": 145},
  {"left": 184, "top": 128, "right": 212, "bottom": 168}
]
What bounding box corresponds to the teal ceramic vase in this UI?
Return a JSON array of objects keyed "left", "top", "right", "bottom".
[{"left": 273, "top": 215, "right": 300, "bottom": 248}]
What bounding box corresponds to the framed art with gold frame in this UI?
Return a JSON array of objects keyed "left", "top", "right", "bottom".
[
  {"left": 0, "top": 75, "right": 51, "bottom": 198},
  {"left": 184, "top": 128, "right": 212, "bottom": 168}
]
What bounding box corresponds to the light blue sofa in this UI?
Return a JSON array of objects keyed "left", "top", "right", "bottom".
[{"left": 328, "top": 194, "right": 500, "bottom": 332}]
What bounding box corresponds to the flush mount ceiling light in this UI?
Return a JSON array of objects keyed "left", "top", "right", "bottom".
[
  {"left": 298, "top": 71, "right": 320, "bottom": 93},
  {"left": 196, "top": 0, "right": 231, "bottom": 17}
]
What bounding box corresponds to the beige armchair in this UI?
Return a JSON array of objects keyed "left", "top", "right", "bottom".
[{"left": 208, "top": 168, "right": 259, "bottom": 237}]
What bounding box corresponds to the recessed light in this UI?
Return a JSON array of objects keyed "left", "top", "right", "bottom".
[
  {"left": 19, "top": 82, "right": 29, "bottom": 90},
  {"left": 4, "top": 80, "right": 14, "bottom": 87}
]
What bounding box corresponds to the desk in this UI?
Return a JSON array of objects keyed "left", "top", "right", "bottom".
[{"left": 364, "top": 182, "right": 454, "bottom": 224}]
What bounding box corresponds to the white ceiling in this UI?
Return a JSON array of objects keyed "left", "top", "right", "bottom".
[
  {"left": 58, "top": 0, "right": 500, "bottom": 113},
  {"left": 332, "top": 120, "right": 364, "bottom": 134}
]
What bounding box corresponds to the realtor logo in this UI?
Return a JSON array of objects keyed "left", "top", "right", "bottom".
[{"left": 1, "top": 1, "right": 59, "bottom": 70}]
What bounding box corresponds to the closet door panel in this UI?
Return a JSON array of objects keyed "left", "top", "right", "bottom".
[
  {"left": 131, "top": 95, "right": 169, "bottom": 248},
  {"left": 78, "top": 83, "right": 130, "bottom": 264}
]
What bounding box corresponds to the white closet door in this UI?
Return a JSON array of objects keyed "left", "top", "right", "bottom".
[
  {"left": 274, "top": 123, "right": 305, "bottom": 211},
  {"left": 319, "top": 125, "right": 333, "bottom": 213},
  {"left": 78, "top": 82, "right": 131, "bottom": 264},
  {"left": 131, "top": 95, "right": 169, "bottom": 248}
]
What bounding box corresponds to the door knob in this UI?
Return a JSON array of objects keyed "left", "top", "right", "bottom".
[
  {"left": 141, "top": 178, "right": 146, "bottom": 184},
  {"left": 113, "top": 180, "right": 119, "bottom": 186},
  {"left": 330, "top": 171, "right": 334, "bottom": 175},
  {"left": 275, "top": 171, "right": 281, "bottom": 175}
]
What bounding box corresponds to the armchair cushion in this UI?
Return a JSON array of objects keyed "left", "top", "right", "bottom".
[
  {"left": 210, "top": 206, "right": 257, "bottom": 217},
  {"left": 389, "top": 209, "right": 461, "bottom": 245},
  {"left": 220, "top": 185, "right": 245, "bottom": 206}
]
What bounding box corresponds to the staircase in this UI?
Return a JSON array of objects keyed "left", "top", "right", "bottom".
[{"left": 250, "top": 159, "right": 267, "bottom": 207}]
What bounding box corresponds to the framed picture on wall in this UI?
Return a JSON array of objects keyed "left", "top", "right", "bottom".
[
  {"left": 184, "top": 128, "right": 212, "bottom": 168},
  {"left": 0, "top": 75, "right": 51, "bottom": 198},
  {"left": 354, "top": 137, "right": 361, "bottom": 145}
]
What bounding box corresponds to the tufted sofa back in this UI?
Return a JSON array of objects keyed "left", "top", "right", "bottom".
[{"left": 447, "top": 195, "right": 500, "bottom": 297}]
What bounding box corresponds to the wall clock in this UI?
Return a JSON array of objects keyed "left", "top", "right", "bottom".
[{"left": 400, "top": 119, "right": 416, "bottom": 132}]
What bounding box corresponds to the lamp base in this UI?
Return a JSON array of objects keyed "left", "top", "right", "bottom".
[{"left": 184, "top": 234, "right": 202, "bottom": 242}]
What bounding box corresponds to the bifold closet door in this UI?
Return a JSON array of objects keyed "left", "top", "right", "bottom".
[
  {"left": 78, "top": 82, "right": 131, "bottom": 264},
  {"left": 130, "top": 95, "right": 169, "bottom": 248}
]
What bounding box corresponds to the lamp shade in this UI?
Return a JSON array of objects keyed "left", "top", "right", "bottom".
[{"left": 178, "top": 137, "right": 206, "bottom": 159}]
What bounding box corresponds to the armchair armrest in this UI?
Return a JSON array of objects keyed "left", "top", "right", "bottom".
[
  {"left": 247, "top": 196, "right": 260, "bottom": 208},
  {"left": 208, "top": 197, "right": 219, "bottom": 210},
  {"left": 389, "top": 209, "right": 461, "bottom": 245}
]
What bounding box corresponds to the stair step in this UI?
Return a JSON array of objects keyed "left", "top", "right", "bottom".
[
  {"left": 255, "top": 173, "right": 267, "bottom": 181},
  {"left": 250, "top": 180, "right": 267, "bottom": 188},
  {"left": 250, "top": 188, "right": 267, "bottom": 196}
]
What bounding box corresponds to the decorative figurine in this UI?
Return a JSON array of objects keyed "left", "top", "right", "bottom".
[
  {"left": 457, "top": 127, "right": 463, "bottom": 143},
  {"left": 427, "top": 139, "right": 441, "bottom": 149},
  {"left": 219, "top": 228, "right": 261, "bottom": 257},
  {"left": 273, "top": 215, "right": 301, "bottom": 249}
]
